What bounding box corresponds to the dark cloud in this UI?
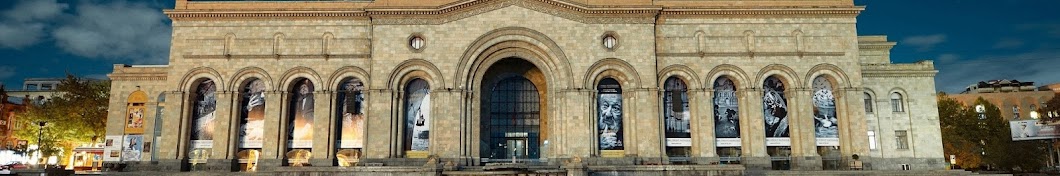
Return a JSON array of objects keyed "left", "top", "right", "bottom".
[
  {"left": 901, "top": 34, "right": 946, "bottom": 52},
  {"left": 992, "top": 38, "right": 1025, "bottom": 49},
  {"left": 52, "top": 1, "right": 171, "bottom": 64},
  {"left": 935, "top": 50, "right": 1060, "bottom": 93},
  {"left": 0, "top": 0, "right": 68, "bottom": 49}
]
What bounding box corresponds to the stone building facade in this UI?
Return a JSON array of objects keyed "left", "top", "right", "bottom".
[{"left": 104, "top": 0, "right": 945, "bottom": 174}]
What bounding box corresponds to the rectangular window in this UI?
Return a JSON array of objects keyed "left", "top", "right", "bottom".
[
  {"left": 41, "top": 84, "right": 53, "bottom": 90},
  {"left": 895, "top": 130, "right": 909, "bottom": 149},
  {"left": 868, "top": 131, "right": 877, "bottom": 150}
]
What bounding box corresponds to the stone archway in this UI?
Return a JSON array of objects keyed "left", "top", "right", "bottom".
[{"left": 478, "top": 58, "right": 548, "bottom": 162}]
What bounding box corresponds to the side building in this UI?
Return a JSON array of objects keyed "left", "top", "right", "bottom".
[{"left": 103, "top": 0, "right": 945, "bottom": 174}]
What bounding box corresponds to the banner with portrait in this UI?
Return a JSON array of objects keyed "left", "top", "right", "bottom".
[
  {"left": 1011, "top": 120, "right": 1060, "bottom": 141},
  {"left": 762, "top": 76, "right": 790, "bottom": 146},
  {"left": 812, "top": 77, "right": 840, "bottom": 146},
  {"left": 240, "top": 79, "right": 266, "bottom": 148},
  {"left": 405, "top": 79, "right": 431, "bottom": 152},
  {"left": 714, "top": 77, "right": 741, "bottom": 147},
  {"left": 288, "top": 79, "right": 315, "bottom": 149},
  {"left": 122, "top": 135, "right": 143, "bottom": 161},
  {"left": 190, "top": 79, "right": 216, "bottom": 149},
  {"left": 664, "top": 77, "right": 692, "bottom": 147},
  {"left": 338, "top": 78, "right": 366, "bottom": 149},
  {"left": 597, "top": 78, "right": 624, "bottom": 152}
]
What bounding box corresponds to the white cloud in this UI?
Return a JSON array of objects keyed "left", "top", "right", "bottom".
[
  {"left": 0, "top": 0, "right": 68, "bottom": 49},
  {"left": 992, "top": 38, "right": 1025, "bottom": 49},
  {"left": 935, "top": 50, "right": 1060, "bottom": 93},
  {"left": 52, "top": 1, "right": 171, "bottom": 64},
  {"left": 0, "top": 66, "right": 14, "bottom": 80},
  {"left": 937, "top": 53, "right": 960, "bottom": 64},
  {"left": 902, "top": 34, "right": 947, "bottom": 52}
]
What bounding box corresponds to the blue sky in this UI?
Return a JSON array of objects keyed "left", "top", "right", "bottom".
[{"left": 0, "top": 0, "right": 1058, "bottom": 93}]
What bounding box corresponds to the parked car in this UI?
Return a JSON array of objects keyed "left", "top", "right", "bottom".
[{"left": 3, "top": 162, "right": 27, "bottom": 170}]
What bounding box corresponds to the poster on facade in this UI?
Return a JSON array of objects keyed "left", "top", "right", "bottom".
[
  {"left": 125, "top": 106, "right": 146, "bottom": 134},
  {"left": 406, "top": 80, "right": 431, "bottom": 152},
  {"left": 288, "top": 79, "right": 315, "bottom": 148},
  {"left": 103, "top": 135, "right": 122, "bottom": 161},
  {"left": 122, "top": 135, "right": 143, "bottom": 161},
  {"left": 597, "top": 78, "right": 624, "bottom": 151},
  {"left": 1010, "top": 120, "right": 1060, "bottom": 141},
  {"left": 812, "top": 77, "right": 840, "bottom": 146},
  {"left": 714, "top": 77, "right": 742, "bottom": 147},
  {"left": 339, "top": 78, "right": 366, "bottom": 149},
  {"left": 664, "top": 77, "right": 692, "bottom": 147},
  {"left": 240, "top": 79, "right": 266, "bottom": 148},
  {"left": 191, "top": 79, "right": 216, "bottom": 149},
  {"left": 762, "top": 76, "right": 790, "bottom": 146}
]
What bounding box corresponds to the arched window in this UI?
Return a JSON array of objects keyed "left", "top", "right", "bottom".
[
  {"left": 237, "top": 78, "right": 265, "bottom": 171},
  {"left": 890, "top": 93, "right": 904, "bottom": 112},
  {"left": 762, "top": 76, "right": 790, "bottom": 170},
  {"left": 336, "top": 77, "right": 365, "bottom": 166},
  {"left": 713, "top": 76, "right": 740, "bottom": 163},
  {"left": 404, "top": 79, "right": 431, "bottom": 157},
  {"left": 597, "top": 78, "right": 623, "bottom": 152},
  {"left": 189, "top": 79, "right": 217, "bottom": 165},
  {"left": 864, "top": 92, "right": 873, "bottom": 113},
  {"left": 812, "top": 76, "right": 841, "bottom": 170},
  {"left": 286, "top": 78, "right": 314, "bottom": 166},
  {"left": 663, "top": 76, "right": 690, "bottom": 158}
]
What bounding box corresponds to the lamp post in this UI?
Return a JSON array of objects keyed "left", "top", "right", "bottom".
[
  {"left": 36, "top": 121, "right": 46, "bottom": 168},
  {"left": 975, "top": 104, "right": 986, "bottom": 169}
]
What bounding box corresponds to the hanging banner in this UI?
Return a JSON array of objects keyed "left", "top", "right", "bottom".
[
  {"left": 103, "top": 135, "right": 122, "bottom": 162},
  {"left": 714, "top": 77, "right": 741, "bottom": 147},
  {"left": 191, "top": 80, "right": 217, "bottom": 149},
  {"left": 124, "top": 106, "right": 146, "bottom": 134},
  {"left": 664, "top": 77, "right": 691, "bottom": 147},
  {"left": 288, "top": 79, "right": 315, "bottom": 149},
  {"left": 406, "top": 80, "right": 431, "bottom": 152},
  {"left": 812, "top": 77, "right": 840, "bottom": 146},
  {"left": 339, "top": 78, "right": 366, "bottom": 149},
  {"left": 122, "top": 135, "right": 143, "bottom": 161},
  {"left": 1011, "top": 120, "right": 1060, "bottom": 141},
  {"left": 763, "top": 76, "right": 791, "bottom": 146},
  {"left": 597, "top": 78, "right": 624, "bottom": 153},
  {"left": 240, "top": 79, "right": 266, "bottom": 148}
]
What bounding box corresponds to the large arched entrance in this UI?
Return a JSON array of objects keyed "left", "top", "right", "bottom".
[{"left": 479, "top": 58, "right": 548, "bottom": 163}]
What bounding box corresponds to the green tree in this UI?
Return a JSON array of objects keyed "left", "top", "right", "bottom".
[
  {"left": 939, "top": 95, "right": 1047, "bottom": 171},
  {"left": 13, "top": 75, "right": 109, "bottom": 160},
  {"left": 938, "top": 94, "right": 982, "bottom": 169}
]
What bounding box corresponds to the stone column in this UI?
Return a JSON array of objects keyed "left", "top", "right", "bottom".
[
  {"left": 207, "top": 90, "right": 235, "bottom": 171},
  {"left": 259, "top": 90, "right": 285, "bottom": 167},
  {"left": 741, "top": 88, "right": 769, "bottom": 169},
  {"left": 364, "top": 89, "right": 393, "bottom": 159},
  {"left": 791, "top": 88, "right": 822, "bottom": 170},
  {"left": 311, "top": 90, "right": 334, "bottom": 166},
  {"left": 158, "top": 91, "right": 186, "bottom": 171},
  {"left": 839, "top": 88, "right": 870, "bottom": 167}
]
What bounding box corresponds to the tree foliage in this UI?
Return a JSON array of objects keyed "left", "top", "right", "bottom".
[
  {"left": 939, "top": 95, "right": 1047, "bottom": 171},
  {"left": 12, "top": 74, "right": 109, "bottom": 157}
]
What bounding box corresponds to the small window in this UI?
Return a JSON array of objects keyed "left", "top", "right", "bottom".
[
  {"left": 41, "top": 84, "right": 53, "bottom": 90},
  {"left": 1012, "top": 106, "right": 1020, "bottom": 119},
  {"left": 890, "top": 93, "right": 904, "bottom": 112},
  {"left": 864, "top": 92, "right": 873, "bottom": 113},
  {"left": 895, "top": 130, "right": 909, "bottom": 150},
  {"left": 867, "top": 131, "right": 877, "bottom": 150}
]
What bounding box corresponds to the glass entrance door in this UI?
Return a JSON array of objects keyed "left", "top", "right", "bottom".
[{"left": 506, "top": 139, "right": 527, "bottom": 162}]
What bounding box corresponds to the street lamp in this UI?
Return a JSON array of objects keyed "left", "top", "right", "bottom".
[{"left": 36, "top": 121, "right": 46, "bottom": 168}]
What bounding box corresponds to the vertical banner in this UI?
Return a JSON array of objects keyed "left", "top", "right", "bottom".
[
  {"left": 240, "top": 79, "right": 266, "bottom": 148},
  {"left": 664, "top": 77, "right": 692, "bottom": 147},
  {"left": 713, "top": 77, "right": 741, "bottom": 147},
  {"left": 405, "top": 79, "right": 431, "bottom": 156},
  {"left": 597, "top": 78, "right": 624, "bottom": 156},
  {"left": 103, "top": 135, "right": 122, "bottom": 162},
  {"left": 288, "top": 79, "right": 315, "bottom": 149},
  {"left": 122, "top": 135, "right": 144, "bottom": 161},
  {"left": 190, "top": 80, "right": 216, "bottom": 149},
  {"left": 762, "top": 76, "right": 791, "bottom": 146},
  {"left": 338, "top": 78, "right": 366, "bottom": 149},
  {"left": 125, "top": 106, "right": 145, "bottom": 134},
  {"left": 812, "top": 77, "right": 840, "bottom": 146}
]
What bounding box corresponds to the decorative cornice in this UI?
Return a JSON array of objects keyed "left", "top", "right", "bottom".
[
  {"left": 660, "top": 7, "right": 862, "bottom": 17},
  {"left": 369, "top": 0, "right": 660, "bottom": 25},
  {"left": 165, "top": 10, "right": 368, "bottom": 20},
  {"left": 182, "top": 54, "right": 371, "bottom": 59},
  {"left": 657, "top": 51, "right": 845, "bottom": 58}
]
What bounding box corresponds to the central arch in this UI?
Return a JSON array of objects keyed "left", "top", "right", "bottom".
[{"left": 479, "top": 58, "right": 547, "bottom": 162}]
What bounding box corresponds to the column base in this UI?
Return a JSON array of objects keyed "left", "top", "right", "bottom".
[
  {"left": 742, "top": 156, "right": 771, "bottom": 170},
  {"left": 793, "top": 156, "right": 822, "bottom": 170}
]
